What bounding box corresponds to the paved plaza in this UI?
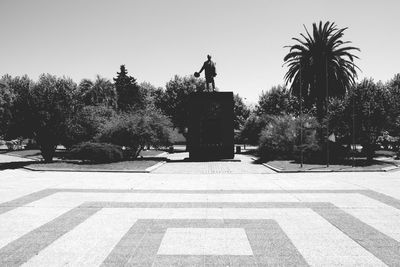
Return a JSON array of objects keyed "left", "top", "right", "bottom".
[{"left": 0, "top": 160, "right": 400, "bottom": 266}]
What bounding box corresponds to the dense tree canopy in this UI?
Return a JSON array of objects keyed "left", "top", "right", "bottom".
[
  {"left": 161, "top": 75, "right": 204, "bottom": 135},
  {"left": 0, "top": 75, "right": 32, "bottom": 139},
  {"left": 386, "top": 74, "right": 400, "bottom": 136},
  {"left": 256, "top": 85, "right": 313, "bottom": 117},
  {"left": 63, "top": 105, "right": 117, "bottom": 148},
  {"left": 139, "top": 81, "right": 164, "bottom": 109},
  {"left": 29, "top": 74, "right": 79, "bottom": 161},
  {"left": 0, "top": 78, "right": 15, "bottom": 137},
  {"left": 345, "top": 79, "right": 390, "bottom": 160},
  {"left": 233, "top": 94, "right": 250, "bottom": 130}
]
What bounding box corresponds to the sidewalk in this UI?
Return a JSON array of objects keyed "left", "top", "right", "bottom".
[
  {"left": 0, "top": 167, "right": 400, "bottom": 265},
  {"left": 155, "top": 153, "right": 275, "bottom": 174}
]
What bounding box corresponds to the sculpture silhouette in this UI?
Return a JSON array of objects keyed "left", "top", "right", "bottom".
[{"left": 198, "top": 55, "right": 217, "bottom": 91}]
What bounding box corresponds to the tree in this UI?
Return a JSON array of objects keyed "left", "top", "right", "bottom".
[
  {"left": 139, "top": 81, "right": 165, "bottom": 109},
  {"left": 79, "top": 75, "right": 117, "bottom": 109},
  {"left": 113, "top": 65, "right": 141, "bottom": 111},
  {"left": 386, "top": 74, "right": 400, "bottom": 137},
  {"left": 161, "top": 75, "right": 204, "bottom": 136},
  {"left": 345, "top": 79, "right": 390, "bottom": 161},
  {"left": 29, "top": 74, "right": 79, "bottom": 162},
  {"left": 239, "top": 114, "right": 271, "bottom": 145},
  {"left": 257, "top": 85, "right": 290, "bottom": 116},
  {"left": 0, "top": 77, "right": 15, "bottom": 137},
  {"left": 233, "top": 94, "right": 250, "bottom": 130},
  {"left": 0, "top": 75, "right": 34, "bottom": 139},
  {"left": 257, "top": 85, "right": 313, "bottom": 117},
  {"left": 284, "top": 21, "right": 360, "bottom": 121},
  {"left": 325, "top": 97, "right": 349, "bottom": 144},
  {"left": 63, "top": 105, "right": 117, "bottom": 148}
]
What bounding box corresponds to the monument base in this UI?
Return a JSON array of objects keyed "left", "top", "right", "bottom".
[{"left": 187, "top": 92, "right": 234, "bottom": 160}]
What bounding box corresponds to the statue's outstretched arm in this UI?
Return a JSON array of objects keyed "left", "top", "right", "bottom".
[{"left": 199, "top": 63, "right": 205, "bottom": 73}]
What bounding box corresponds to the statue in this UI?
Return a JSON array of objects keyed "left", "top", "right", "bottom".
[{"left": 195, "top": 55, "right": 217, "bottom": 91}]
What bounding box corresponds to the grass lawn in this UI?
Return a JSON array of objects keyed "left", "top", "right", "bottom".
[
  {"left": 1, "top": 149, "right": 166, "bottom": 159},
  {"left": 26, "top": 160, "right": 162, "bottom": 172},
  {"left": 265, "top": 158, "right": 398, "bottom": 172},
  {"left": 0, "top": 149, "right": 42, "bottom": 158}
]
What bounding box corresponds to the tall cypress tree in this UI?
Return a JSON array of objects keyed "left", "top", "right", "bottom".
[{"left": 113, "top": 65, "right": 141, "bottom": 111}]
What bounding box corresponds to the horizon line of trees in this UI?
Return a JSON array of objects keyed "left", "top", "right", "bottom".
[
  {"left": 2, "top": 69, "right": 399, "bottom": 162},
  {"left": 1, "top": 20, "right": 399, "bottom": 164},
  {"left": 0, "top": 65, "right": 251, "bottom": 162},
  {"left": 241, "top": 73, "right": 400, "bottom": 162}
]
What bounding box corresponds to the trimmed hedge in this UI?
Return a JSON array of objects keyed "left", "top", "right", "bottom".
[{"left": 69, "top": 142, "right": 123, "bottom": 163}]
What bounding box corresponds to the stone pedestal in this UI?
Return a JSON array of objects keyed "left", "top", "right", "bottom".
[{"left": 187, "top": 92, "right": 234, "bottom": 160}]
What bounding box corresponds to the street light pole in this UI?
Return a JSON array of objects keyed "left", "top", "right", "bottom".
[
  {"left": 300, "top": 61, "right": 303, "bottom": 168},
  {"left": 326, "top": 56, "right": 329, "bottom": 167},
  {"left": 352, "top": 62, "right": 356, "bottom": 167}
]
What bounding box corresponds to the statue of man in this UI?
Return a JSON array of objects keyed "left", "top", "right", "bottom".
[{"left": 198, "top": 55, "right": 217, "bottom": 91}]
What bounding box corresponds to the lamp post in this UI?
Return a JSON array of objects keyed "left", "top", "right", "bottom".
[
  {"left": 325, "top": 55, "right": 329, "bottom": 167},
  {"left": 300, "top": 61, "right": 303, "bottom": 168},
  {"left": 352, "top": 62, "right": 356, "bottom": 167}
]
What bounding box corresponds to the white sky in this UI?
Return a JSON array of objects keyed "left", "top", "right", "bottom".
[{"left": 1, "top": 0, "right": 399, "bottom": 103}]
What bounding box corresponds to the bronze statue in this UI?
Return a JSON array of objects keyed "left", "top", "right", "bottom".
[{"left": 196, "top": 55, "right": 217, "bottom": 91}]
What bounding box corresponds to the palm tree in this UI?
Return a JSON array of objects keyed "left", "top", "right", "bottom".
[
  {"left": 284, "top": 21, "right": 360, "bottom": 121},
  {"left": 79, "top": 75, "right": 117, "bottom": 108}
]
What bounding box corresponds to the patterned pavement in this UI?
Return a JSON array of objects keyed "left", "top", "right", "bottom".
[{"left": 0, "top": 163, "right": 400, "bottom": 266}]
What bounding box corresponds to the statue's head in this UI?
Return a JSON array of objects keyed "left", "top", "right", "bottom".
[{"left": 207, "top": 54, "right": 212, "bottom": 60}]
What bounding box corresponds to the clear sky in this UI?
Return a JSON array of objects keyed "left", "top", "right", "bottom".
[{"left": 1, "top": 0, "right": 399, "bottom": 103}]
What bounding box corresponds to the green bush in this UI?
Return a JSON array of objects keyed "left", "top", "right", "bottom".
[
  {"left": 97, "top": 107, "right": 173, "bottom": 159},
  {"left": 293, "top": 115, "right": 321, "bottom": 162},
  {"left": 63, "top": 105, "right": 116, "bottom": 148},
  {"left": 239, "top": 114, "right": 272, "bottom": 145},
  {"left": 259, "top": 115, "right": 296, "bottom": 161},
  {"left": 258, "top": 115, "right": 320, "bottom": 162},
  {"left": 69, "top": 142, "right": 123, "bottom": 163}
]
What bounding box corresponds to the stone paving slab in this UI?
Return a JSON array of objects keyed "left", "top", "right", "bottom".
[
  {"left": 156, "top": 154, "right": 275, "bottom": 174},
  {"left": 0, "top": 167, "right": 400, "bottom": 266}
]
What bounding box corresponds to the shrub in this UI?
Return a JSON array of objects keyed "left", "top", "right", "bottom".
[
  {"left": 293, "top": 116, "right": 321, "bottom": 162},
  {"left": 63, "top": 105, "right": 116, "bottom": 148},
  {"left": 97, "top": 107, "right": 173, "bottom": 159},
  {"left": 239, "top": 114, "right": 272, "bottom": 145},
  {"left": 259, "top": 115, "right": 296, "bottom": 161},
  {"left": 259, "top": 115, "right": 320, "bottom": 162},
  {"left": 69, "top": 142, "right": 123, "bottom": 163}
]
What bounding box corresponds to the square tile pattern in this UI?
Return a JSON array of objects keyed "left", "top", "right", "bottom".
[
  {"left": 0, "top": 188, "right": 400, "bottom": 266},
  {"left": 157, "top": 228, "right": 253, "bottom": 255},
  {"left": 101, "top": 219, "right": 309, "bottom": 266}
]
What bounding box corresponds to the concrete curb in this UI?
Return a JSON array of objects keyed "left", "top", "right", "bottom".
[
  {"left": 382, "top": 165, "right": 400, "bottom": 172},
  {"left": 261, "top": 163, "right": 280, "bottom": 173},
  {"left": 262, "top": 162, "right": 400, "bottom": 173},
  {"left": 23, "top": 161, "right": 166, "bottom": 173},
  {"left": 23, "top": 166, "right": 151, "bottom": 173},
  {"left": 144, "top": 161, "right": 167, "bottom": 172}
]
